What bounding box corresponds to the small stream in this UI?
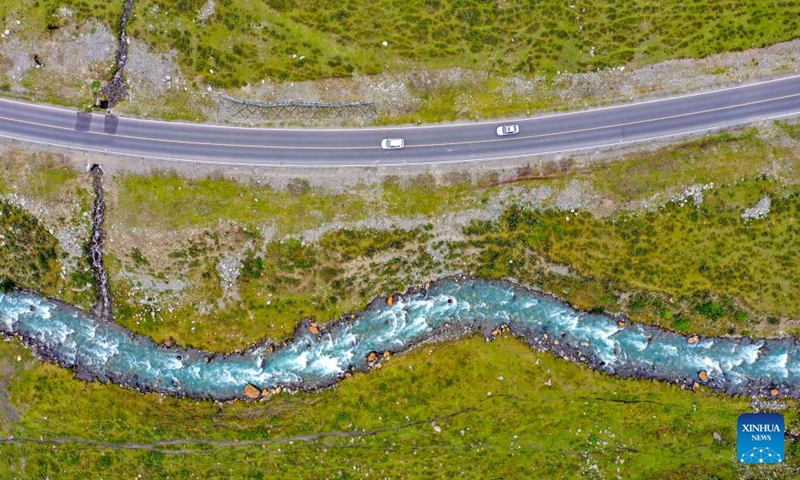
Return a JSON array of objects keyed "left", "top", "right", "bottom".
[
  {"left": 88, "top": 165, "right": 111, "bottom": 319},
  {"left": 99, "top": 0, "right": 135, "bottom": 108},
  {"left": 1, "top": 278, "right": 798, "bottom": 400}
]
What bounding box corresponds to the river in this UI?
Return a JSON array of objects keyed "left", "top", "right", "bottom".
[{"left": 0, "top": 278, "right": 796, "bottom": 400}]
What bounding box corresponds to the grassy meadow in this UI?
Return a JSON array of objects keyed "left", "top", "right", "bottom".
[
  {"left": 3, "top": 0, "right": 800, "bottom": 122},
  {"left": 0, "top": 124, "right": 799, "bottom": 476},
  {"left": 124, "top": 0, "right": 800, "bottom": 88},
  {"left": 1, "top": 331, "right": 788, "bottom": 478},
  {"left": 94, "top": 126, "right": 800, "bottom": 351}
]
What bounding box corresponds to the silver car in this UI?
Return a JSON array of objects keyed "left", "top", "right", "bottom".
[
  {"left": 496, "top": 124, "right": 520, "bottom": 136},
  {"left": 381, "top": 138, "right": 405, "bottom": 149}
]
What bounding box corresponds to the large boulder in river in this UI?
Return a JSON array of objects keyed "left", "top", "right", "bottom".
[{"left": 243, "top": 384, "right": 261, "bottom": 399}]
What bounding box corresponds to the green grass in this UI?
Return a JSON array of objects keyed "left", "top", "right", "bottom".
[
  {"left": 113, "top": 172, "right": 483, "bottom": 238},
  {"left": 24, "top": 160, "right": 81, "bottom": 203},
  {"left": 114, "top": 173, "right": 373, "bottom": 235},
  {"left": 0, "top": 152, "right": 92, "bottom": 302},
  {"left": 4, "top": 0, "right": 800, "bottom": 123},
  {"left": 108, "top": 175, "right": 800, "bottom": 351},
  {"left": 587, "top": 130, "right": 773, "bottom": 203},
  {"left": 0, "top": 0, "right": 122, "bottom": 35},
  {"left": 127, "top": 0, "right": 800, "bottom": 91},
  {"left": 0, "top": 0, "right": 119, "bottom": 108},
  {"left": 97, "top": 126, "right": 800, "bottom": 351},
  {"left": 318, "top": 227, "right": 427, "bottom": 261},
  {"left": 461, "top": 176, "right": 800, "bottom": 330},
  {"left": 1, "top": 332, "right": 787, "bottom": 478},
  {"left": 0, "top": 150, "right": 96, "bottom": 307},
  {"left": 5, "top": 0, "right": 800, "bottom": 122},
  {"left": 379, "top": 78, "right": 562, "bottom": 124},
  {"left": 120, "top": 0, "right": 800, "bottom": 122},
  {"left": 382, "top": 173, "right": 479, "bottom": 216},
  {"left": 777, "top": 120, "right": 800, "bottom": 140},
  {"left": 0, "top": 201, "right": 62, "bottom": 294},
  {"left": 106, "top": 225, "right": 439, "bottom": 350},
  {"left": 0, "top": 150, "right": 84, "bottom": 201},
  {"left": 2, "top": 128, "right": 800, "bottom": 477}
]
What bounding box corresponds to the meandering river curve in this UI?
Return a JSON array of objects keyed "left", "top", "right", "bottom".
[{"left": 1, "top": 278, "right": 797, "bottom": 400}]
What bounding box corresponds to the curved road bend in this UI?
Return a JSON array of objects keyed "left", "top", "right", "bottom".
[{"left": 1, "top": 75, "right": 800, "bottom": 166}]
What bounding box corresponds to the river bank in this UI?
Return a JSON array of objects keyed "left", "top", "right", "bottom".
[{"left": 1, "top": 276, "right": 799, "bottom": 401}]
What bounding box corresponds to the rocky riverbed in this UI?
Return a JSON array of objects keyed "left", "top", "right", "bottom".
[
  {"left": 1, "top": 276, "right": 799, "bottom": 401},
  {"left": 88, "top": 165, "right": 111, "bottom": 319},
  {"left": 98, "top": 0, "right": 135, "bottom": 108}
]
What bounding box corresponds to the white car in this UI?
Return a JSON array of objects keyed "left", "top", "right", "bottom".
[
  {"left": 381, "top": 138, "right": 405, "bottom": 149},
  {"left": 496, "top": 124, "right": 520, "bottom": 136}
]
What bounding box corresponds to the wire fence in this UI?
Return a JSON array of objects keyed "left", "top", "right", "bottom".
[{"left": 218, "top": 94, "right": 377, "bottom": 124}]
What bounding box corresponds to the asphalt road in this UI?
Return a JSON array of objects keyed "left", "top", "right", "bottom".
[{"left": 2, "top": 75, "right": 800, "bottom": 166}]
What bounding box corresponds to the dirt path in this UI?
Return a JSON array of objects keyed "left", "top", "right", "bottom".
[{"left": 0, "top": 408, "right": 471, "bottom": 454}]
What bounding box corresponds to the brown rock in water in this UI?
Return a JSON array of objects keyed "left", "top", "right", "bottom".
[
  {"left": 309, "top": 322, "right": 319, "bottom": 334},
  {"left": 243, "top": 384, "right": 261, "bottom": 399},
  {"left": 204, "top": 356, "right": 211, "bottom": 364},
  {"left": 383, "top": 350, "right": 391, "bottom": 358},
  {"left": 771, "top": 388, "right": 780, "bottom": 396},
  {"left": 688, "top": 335, "right": 699, "bottom": 344},
  {"left": 617, "top": 320, "right": 626, "bottom": 328},
  {"left": 367, "top": 351, "right": 378, "bottom": 362},
  {"left": 387, "top": 295, "right": 394, "bottom": 306},
  {"left": 262, "top": 388, "right": 269, "bottom": 397},
  {"left": 698, "top": 370, "right": 709, "bottom": 382},
  {"left": 268, "top": 345, "right": 274, "bottom": 353}
]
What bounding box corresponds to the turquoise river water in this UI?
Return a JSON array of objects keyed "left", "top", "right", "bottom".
[{"left": 1, "top": 278, "right": 797, "bottom": 399}]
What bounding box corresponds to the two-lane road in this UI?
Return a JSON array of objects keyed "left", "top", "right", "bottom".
[{"left": 2, "top": 75, "right": 800, "bottom": 166}]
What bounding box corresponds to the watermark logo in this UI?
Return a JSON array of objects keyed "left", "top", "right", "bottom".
[{"left": 738, "top": 413, "right": 784, "bottom": 464}]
